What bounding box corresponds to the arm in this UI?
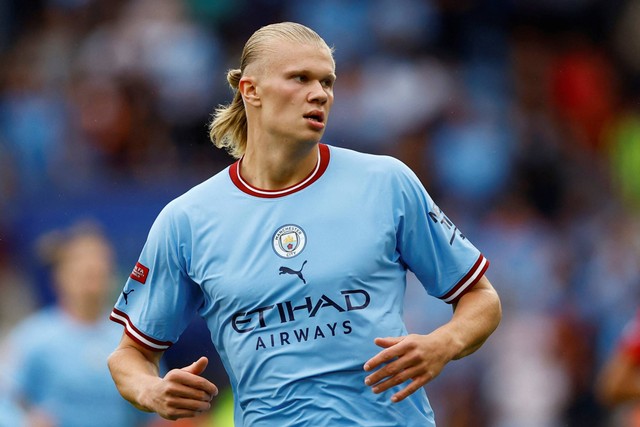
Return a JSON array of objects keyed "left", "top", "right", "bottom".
[
  {"left": 107, "top": 334, "right": 218, "bottom": 420},
  {"left": 363, "top": 275, "right": 501, "bottom": 403},
  {"left": 597, "top": 349, "right": 640, "bottom": 406}
]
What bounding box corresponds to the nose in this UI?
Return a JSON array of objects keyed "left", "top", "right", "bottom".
[{"left": 308, "top": 81, "right": 328, "bottom": 105}]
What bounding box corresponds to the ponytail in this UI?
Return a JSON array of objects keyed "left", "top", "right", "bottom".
[{"left": 209, "top": 68, "right": 247, "bottom": 159}]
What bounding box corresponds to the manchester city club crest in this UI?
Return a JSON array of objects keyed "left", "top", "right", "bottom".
[{"left": 272, "top": 224, "right": 307, "bottom": 258}]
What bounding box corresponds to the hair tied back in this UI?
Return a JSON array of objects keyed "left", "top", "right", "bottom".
[{"left": 227, "top": 69, "right": 242, "bottom": 89}]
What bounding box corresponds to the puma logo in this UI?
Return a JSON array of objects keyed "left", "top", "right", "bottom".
[
  {"left": 279, "top": 260, "right": 308, "bottom": 284},
  {"left": 122, "top": 289, "right": 135, "bottom": 305}
]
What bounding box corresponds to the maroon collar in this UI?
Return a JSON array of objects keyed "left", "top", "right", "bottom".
[{"left": 229, "top": 144, "right": 330, "bottom": 198}]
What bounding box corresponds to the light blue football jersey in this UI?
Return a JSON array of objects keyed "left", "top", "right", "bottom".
[
  {"left": 111, "top": 144, "right": 489, "bottom": 427},
  {"left": 3, "top": 307, "right": 153, "bottom": 427}
]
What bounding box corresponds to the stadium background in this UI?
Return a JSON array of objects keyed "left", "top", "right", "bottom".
[{"left": 1, "top": 0, "right": 640, "bottom": 426}]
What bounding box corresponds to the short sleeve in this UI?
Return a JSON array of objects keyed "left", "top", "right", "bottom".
[
  {"left": 391, "top": 160, "right": 489, "bottom": 303},
  {"left": 110, "top": 202, "right": 203, "bottom": 351}
]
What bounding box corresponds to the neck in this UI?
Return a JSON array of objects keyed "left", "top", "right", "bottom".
[
  {"left": 61, "top": 299, "right": 103, "bottom": 324},
  {"left": 240, "top": 138, "right": 319, "bottom": 190}
]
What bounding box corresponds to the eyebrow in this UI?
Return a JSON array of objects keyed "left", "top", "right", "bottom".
[{"left": 284, "top": 68, "right": 336, "bottom": 79}]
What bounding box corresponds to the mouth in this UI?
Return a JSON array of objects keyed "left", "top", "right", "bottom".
[{"left": 303, "top": 111, "right": 325, "bottom": 124}]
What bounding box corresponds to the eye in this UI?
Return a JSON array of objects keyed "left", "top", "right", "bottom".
[
  {"left": 294, "top": 75, "right": 308, "bottom": 83},
  {"left": 322, "top": 78, "right": 334, "bottom": 89}
]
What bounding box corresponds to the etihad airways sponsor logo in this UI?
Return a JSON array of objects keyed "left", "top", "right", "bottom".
[
  {"left": 231, "top": 289, "right": 371, "bottom": 351},
  {"left": 254, "top": 320, "right": 353, "bottom": 350},
  {"left": 231, "top": 289, "right": 370, "bottom": 334}
]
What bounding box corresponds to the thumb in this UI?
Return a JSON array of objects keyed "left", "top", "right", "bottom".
[
  {"left": 374, "top": 336, "right": 404, "bottom": 348},
  {"left": 181, "top": 356, "right": 209, "bottom": 376}
]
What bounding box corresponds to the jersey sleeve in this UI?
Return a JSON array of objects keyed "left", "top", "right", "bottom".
[
  {"left": 110, "top": 201, "right": 203, "bottom": 351},
  {"left": 390, "top": 159, "right": 489, "bottom": 304}
]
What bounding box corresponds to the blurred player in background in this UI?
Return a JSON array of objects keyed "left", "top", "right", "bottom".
[
  {"left": 597, "top": 309, "right": 640, "bottom": 425},
  {"left": 107, "top": 22, "right": 501, "bottom": 426},
  {"left": 0, "top": 222, "right": 154, "bottom": 427}
]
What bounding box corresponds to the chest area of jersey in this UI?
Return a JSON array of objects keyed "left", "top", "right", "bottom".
[{"left": 190, "top": 199, "right": 401, "bottom": 322}]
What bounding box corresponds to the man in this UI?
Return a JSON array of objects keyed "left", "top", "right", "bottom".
[
  {"left": 108, "top": 22, "right": 501, "bottom": 426},
  {"left": 1, "top": 222, "right": 153, "bottom": 427}
]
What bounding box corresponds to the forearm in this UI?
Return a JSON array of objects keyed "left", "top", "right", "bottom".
[
  {"left": 108, "top": 334, "right": 217, "bottom": 420},
  {"left": 107, "top": 339, "right": 163, "bottom": 412},
  {"left": 438, "top": 275, "right": 501, "bottom": 360}
]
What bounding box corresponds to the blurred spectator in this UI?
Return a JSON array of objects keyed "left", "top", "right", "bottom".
[
  {"left": 0, "top": 37, "right": 71, "bottom": 196},
  {"left": 597, "top": 308, "right": 640, "bottom": 426},
  {"left": 485, "top": 313, "right": 571, "bottom": 427},
  {"left": 325, "top": 56, "right": 453, "bottom": 154},
  {"left": 571, "top": 209, "right": 640, "bottom": 363},
  {"left": 0, "top": 221, "right": 157, "bottom": 427},
  {"left": 606, "top": 104, "right": 640, "bottom": 212},
  {"left": 426, "top": 82, "right": 514, "bottom": 210},
  {"left": 550, "top": 34, "right": 617, "bottom": 153},
  {"left": 368, "top": 0, "right": 440, "bottom": 55},
  {"left": 612, "top": 0, "right": 640, "bottom": 76},
  {"left": 285, "top": 0, "right": 373, "bottom": 66},
  {"left": 111, "top": 0, "right": 224, "bottom": 126}
]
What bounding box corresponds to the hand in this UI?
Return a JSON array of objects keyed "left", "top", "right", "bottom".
[
  {"left": 363, "top": 333, "right": 454, "bottom": 403},
  {"left": 145, "top": 356, "right": 219, "bottom": 420}
]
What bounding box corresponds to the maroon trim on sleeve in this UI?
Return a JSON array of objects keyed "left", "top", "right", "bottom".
[
  {"left": 110, "top": 308, "right": 173, "bottom": 352},
  {"left": 440, "top": 254, "right": 490, "bottom": 304}
]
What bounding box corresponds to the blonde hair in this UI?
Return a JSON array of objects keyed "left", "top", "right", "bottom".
[{"left": 208, "top": 22, "right": 333, "bottom": 159}]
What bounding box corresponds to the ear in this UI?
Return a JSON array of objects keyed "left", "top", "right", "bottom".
[{"left": 239, "top": 77, "right": 261, "bottom": 107}]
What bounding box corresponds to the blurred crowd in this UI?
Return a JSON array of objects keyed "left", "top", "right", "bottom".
[{"left": 1, "top": 0, "right": 640, "bottom": 426}]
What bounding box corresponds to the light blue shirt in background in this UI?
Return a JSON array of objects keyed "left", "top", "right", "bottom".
[{"left": 2, "top": 307, "right": 151, "bottom": 427}]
